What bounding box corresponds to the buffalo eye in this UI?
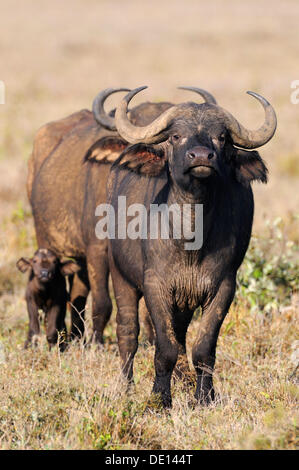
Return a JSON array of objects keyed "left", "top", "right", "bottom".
[
  {"left": 170, "top": 134, "right": 181, "bottom": 144},
  {"left": 219, "top": 133, "right": 225, "bottom": 144}
]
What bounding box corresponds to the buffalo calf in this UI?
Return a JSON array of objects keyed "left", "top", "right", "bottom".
[{"left": 17, "top": 248, "right": 80, "bottom": 349}]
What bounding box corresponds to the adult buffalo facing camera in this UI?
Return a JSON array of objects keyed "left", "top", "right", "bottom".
[{"left": 108, "top": 87, "right": 277, "bottom": 407}]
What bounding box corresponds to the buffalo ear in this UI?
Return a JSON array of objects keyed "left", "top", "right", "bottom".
[
  {"left": 117, "top": 144, "right": 166, "bottom": 177},
  {"left": 16, "top": 257, "right": 32, "bottom": 273},
  {"left": 233, "top": 149, "right": 268, "bottom": 185},
  {"left": 84, "top": 136, "right": 127, "bottom": 164},
  {"left": 60, "top": 260, "right": 81, "bottom": 276}
]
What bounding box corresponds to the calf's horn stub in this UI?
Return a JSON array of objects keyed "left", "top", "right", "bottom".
[
  {"left": 221, "top": 91, "right": 277, "bottom": 149},
  {"left": 92, "top": 88, "right": 130, "bottom": 130},
  {"left": 178, "top": 86, "right": 217, "bottom": 104}
]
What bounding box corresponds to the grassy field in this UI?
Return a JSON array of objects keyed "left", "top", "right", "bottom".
[{"left": 0, "top": 0, "right": 298, "bottom": 450}]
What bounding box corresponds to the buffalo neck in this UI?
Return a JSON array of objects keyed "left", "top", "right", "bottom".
[
  {"left": 166, "top": 177, "right": 217, "bottom": 249},
  {"left": 168, "top": 177, "right": 217, "bottom": 216}
]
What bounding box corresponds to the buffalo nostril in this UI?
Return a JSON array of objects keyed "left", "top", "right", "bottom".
[
  {"left": 188, "top": 152, "right": 196, "bottom": 159},
  {"left": 208, "top": 152, "right": 215, "bottom": 160}
]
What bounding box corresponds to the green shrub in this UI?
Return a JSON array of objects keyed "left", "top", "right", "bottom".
[{"left": 237, "top": 217, "right": 299, "bottom": 313}]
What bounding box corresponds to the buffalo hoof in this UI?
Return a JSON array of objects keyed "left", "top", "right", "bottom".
[
  {"left": 24, "top": 334, "right": 42, "bottom": 349},
  {"left": 145, "top": 392, "right": 172, "bottom": 412}
]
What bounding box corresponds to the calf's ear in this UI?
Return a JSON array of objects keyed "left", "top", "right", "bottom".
[
  {"left": 233, "top": 149, "right": 268, "bottom": 185},
  {"left": 84, "top": 136, "right": 127, "bottom": 164},
  {"left": 60, "top": 260, "right": 81, "bottom": 276},
  {"left": 16, "top": 257, "right": 32, "bottom": 273},
  {"left": 116, "top": 144, "right": 166, "bottom": 177}
]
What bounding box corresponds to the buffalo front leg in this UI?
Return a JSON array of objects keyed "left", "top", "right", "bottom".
[
  {"left": 46, "top": 303, "right": 67, "bottom": 350},
  {"left": 69, "top": 267, "right": 90, "bottom": 341},
  {"left": 24, "top": 294, "right": 40, "bottom": 348},
  {"left": 109, "top": 250, "right": 140, "bottom": 384},
  {"left": 139, "top": 297, "right": 155, "bottom": 345},
  {"left": 87, "top": 244, "right": 112, "bottom": 345},
  {"left": 144, "top": 275, "right": 185, "bottom": 408},
  {"left": 192, "top": 275, "right": 236, "bottom": 405}
]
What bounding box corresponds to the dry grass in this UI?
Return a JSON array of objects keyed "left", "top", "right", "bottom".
[
  {"left": 0, "top": 0, "right": 298, "bottom": 450},
  {"left": 0, "top": 292, "right": 298, "bottom": 450}
]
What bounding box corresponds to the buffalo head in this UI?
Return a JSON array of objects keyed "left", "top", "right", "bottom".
[
  {"left": 17, "top": 248, "right": 80, "bottom": 283},
  {"left": 114, "top": 87, "right": 276, "bottom": 192}
]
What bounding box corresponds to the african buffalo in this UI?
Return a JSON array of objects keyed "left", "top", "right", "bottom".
[
  {"left": 107, "top": 86, "right": 277, "bottom": 407},
  {"left": 28, "top": 88, "right": 214, "bottom": 343},
  {"left": 17, "top": 248, "right": 80, "bottom": 349}
]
